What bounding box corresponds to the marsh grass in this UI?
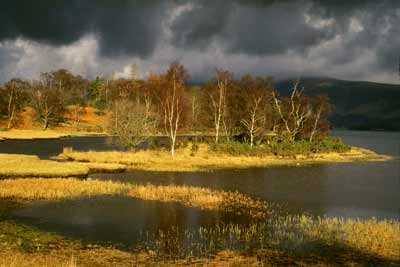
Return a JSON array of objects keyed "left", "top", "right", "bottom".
[
  {"left": 0, "top": 154, "right": 127, "bottom": 178},
  {"left": 0, "top": 178, "right": 130, "bottom": 200},
  {"left": 59, "top": 144, "right": 392, "bottom": 172},
  {"left": 0, "top": 154, "right": 89, "bottom": 178},
  {"left": 142, "top": 215, "right": 400, "bottom": 265},
  {"left": 0, "top": 178, "right": 267, "bottom": 217},
  {"left": 1, "top": 215, "right": 398, "bottom": 267},
  {"left": 1, "top": 178, "right": 398, "bottom": 266},
  {"left": 128, "top": 184, "right": 270, "bottom": 218},
  {"left": 0, "top": 129, "right": 104, "bottom": 140}
]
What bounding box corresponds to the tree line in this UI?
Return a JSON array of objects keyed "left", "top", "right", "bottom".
[{"left": 0, "top": 63, "right": 332, "bottom": 155}]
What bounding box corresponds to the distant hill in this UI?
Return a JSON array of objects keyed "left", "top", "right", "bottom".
[{"left": 275, "top": 78, "right": 400, "bottom": 131}]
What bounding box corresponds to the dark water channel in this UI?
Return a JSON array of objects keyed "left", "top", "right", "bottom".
[{"left": 1, "top": 130, "right": 399, "bottom": 248}]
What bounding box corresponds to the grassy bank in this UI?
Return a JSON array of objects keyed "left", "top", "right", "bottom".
[
  {"left": 58, "top": 144, "right": 393, "bottom": 172},
  {"left": 0, "top": 154, "right": 126, "bottom": 178},
  {"left": 0, "top": 154, "right": 89, "bottom": 178},
  {"left": 0, "top": 129, "right": 105, "bottom": 141}
]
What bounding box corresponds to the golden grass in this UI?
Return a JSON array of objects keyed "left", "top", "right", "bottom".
[
  {"left": 0, "top": 216, "right": 399, "bottom": 267},
  {"left": 0, "top": 178, "right": 130, "bottom": 200},
  {"left": 0, "top": 252, "right": 77, "bottom": 267},
  {"left": 0, "top": 154, "right": 126, "bottom": 178},
  {"left": 128, "top": 184, "right": 269, "bottom": 218},
  {"left": 0, "top": 154, "right": 89, "bottom": 178},
  {"left": 0, "top": 129, "right": 105, "bottom": 140},
  {"left": 0, "top": 178, "right": 266, "bottom": 217},
  {"left": 58, "top": 144, "right": 393, "bottom": 172},
  {"left": 0, "top": 129, "right": 70, "bottom": 140},
  {"left": 0, "top": 177, "right": 398, "bottom": 266},
  {"left": 302, "top": 216, "right": 400, "bottom": 260}
]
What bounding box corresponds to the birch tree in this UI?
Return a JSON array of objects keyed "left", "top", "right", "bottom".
[
  {"left": 4, "top": 79, "right": 28, "bottom": 129},
  {"left": 272, "top": 80, "right": 311, "bottom": 141},
  {"left": 240, "top": 76, "right": 273, "bottom": 146},
  {"left": 206, "top": 70, "right": 233, "bottom": 143},
  {"left": 30, "top": 73, "right": 65, "bottom": 129},
  {"left": 309, "top": 95, "right": 331, "bottom": 142},
  {"left": 158, "top": 63, "right": 188, "bottom": 156}
]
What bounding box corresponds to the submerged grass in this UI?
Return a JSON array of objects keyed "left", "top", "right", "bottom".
[
  {"left": 59, "top": 144, "right": 393, "bottom": 172},
  {"left": 143, "top": 216, "right": 400, "bottom": 265}
]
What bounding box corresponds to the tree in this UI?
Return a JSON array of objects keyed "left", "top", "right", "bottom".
[
  {"left": 203, "top": 69, "right": 234, "bottom": 143},
  {"left": 272, "top": 80, "right": 311, "bottom": 141},
  {"left": 108, "top": 97, "right": 156, "bottom": 148},
  {"left": 30, "top": 73, "right": 65, "bottom": 129},
  {"left": 4, "top": 79, "right": 28, "bottom": 129},
  {"left": 156, "top": 62, "right": 188, "bottom": 156},
  {"left": 308, "top": 95, "right": 332, "bottom": 142},
  {"left": 239, "top": 76, "right": 273, "bottom": 146}
]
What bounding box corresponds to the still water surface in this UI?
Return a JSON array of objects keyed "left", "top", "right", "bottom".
[{"left": 2, "top": 130, "right": 398, "bottom": 246}]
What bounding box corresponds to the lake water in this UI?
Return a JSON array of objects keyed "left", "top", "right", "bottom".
[{"left": 2, "top": 130, "right": 399, "bottom": 247}]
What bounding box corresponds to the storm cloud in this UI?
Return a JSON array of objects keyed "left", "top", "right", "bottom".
[{"left": 0, "top": 0, "right": 399, "bottom": 83}]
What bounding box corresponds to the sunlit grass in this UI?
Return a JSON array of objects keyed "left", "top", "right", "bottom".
[
  {"left": 0, "top": 215, "right": 398, "bottom": 267},
  {"left": 0, "top": 178, "right": 266, "bottom": 217},
  {"left": 0, "top": 154, "right": 89, "bottom": 178},
  {"left": 0, "top": 154, "right": 126, "bottom": 178},
  {"left": 0, "top": 129, "right": 71, "bottom": 140},
  {"left": 144, "top": 215, "right": 400, "bottom": 264},
  {"left": 128, "top": 184, "right": 269, "bottom": 218},
  {"left": 0, "top": 129, "right": 104, "bottom": 140},
  {"left": 0, "top": 177, "right": 398, "bottom": 266},
  {"left": 0, "top": 178, "right": 130, "bottom": 200},
  {"left": 58, "top": 144, "right": 392, "bottom": 172}
]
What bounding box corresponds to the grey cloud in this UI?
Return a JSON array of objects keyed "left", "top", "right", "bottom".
[
  {"left": 0, "top": 0, "right": 168, "bottom": 57},
  {"left": 0, "top": 0, "right": 399, "bottom": 84}
]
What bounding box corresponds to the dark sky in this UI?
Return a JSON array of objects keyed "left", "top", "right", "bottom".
[{"left": 0, "top": 0, "right": 399, "bottom": 83}]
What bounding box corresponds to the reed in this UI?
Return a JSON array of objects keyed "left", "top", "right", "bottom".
[{"left": 1, "top": 215, "right": 398, "bottom": 267}]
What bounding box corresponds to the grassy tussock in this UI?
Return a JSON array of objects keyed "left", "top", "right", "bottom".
[
  {"left": 0, "top": 129, "right": 71, "bottom": 140},
  {"left": 0, "top": 154, "right": 126, "bottom": 178},
  {"left": 0, "top": 178, "right": 130, "bottom": 200},
  {"left": 0, "top": 129, "right": 106, "bottom": 141},
  {"left": 0, "top": 178, "right": 266, "bottom": 217},
  {"left": 0, "top": 154, "right": 89, "bottom": 178},
  {"left": 128, "top": 184, "right": 269, "bottom": 218},
  {"left": 59, "top": 144, "right": 392, "bottom": 172}
]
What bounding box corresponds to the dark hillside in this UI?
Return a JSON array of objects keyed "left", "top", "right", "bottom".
[{"left": 275, "top": 78, "right": 400, "bottom": 131}]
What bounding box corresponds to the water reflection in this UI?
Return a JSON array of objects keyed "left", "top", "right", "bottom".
[
  {"left": 13, "top": 196, "right": 237, "bottom": 247},
  {"left": 91, "top": 161, "right": 399, "bottom": 219}
]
